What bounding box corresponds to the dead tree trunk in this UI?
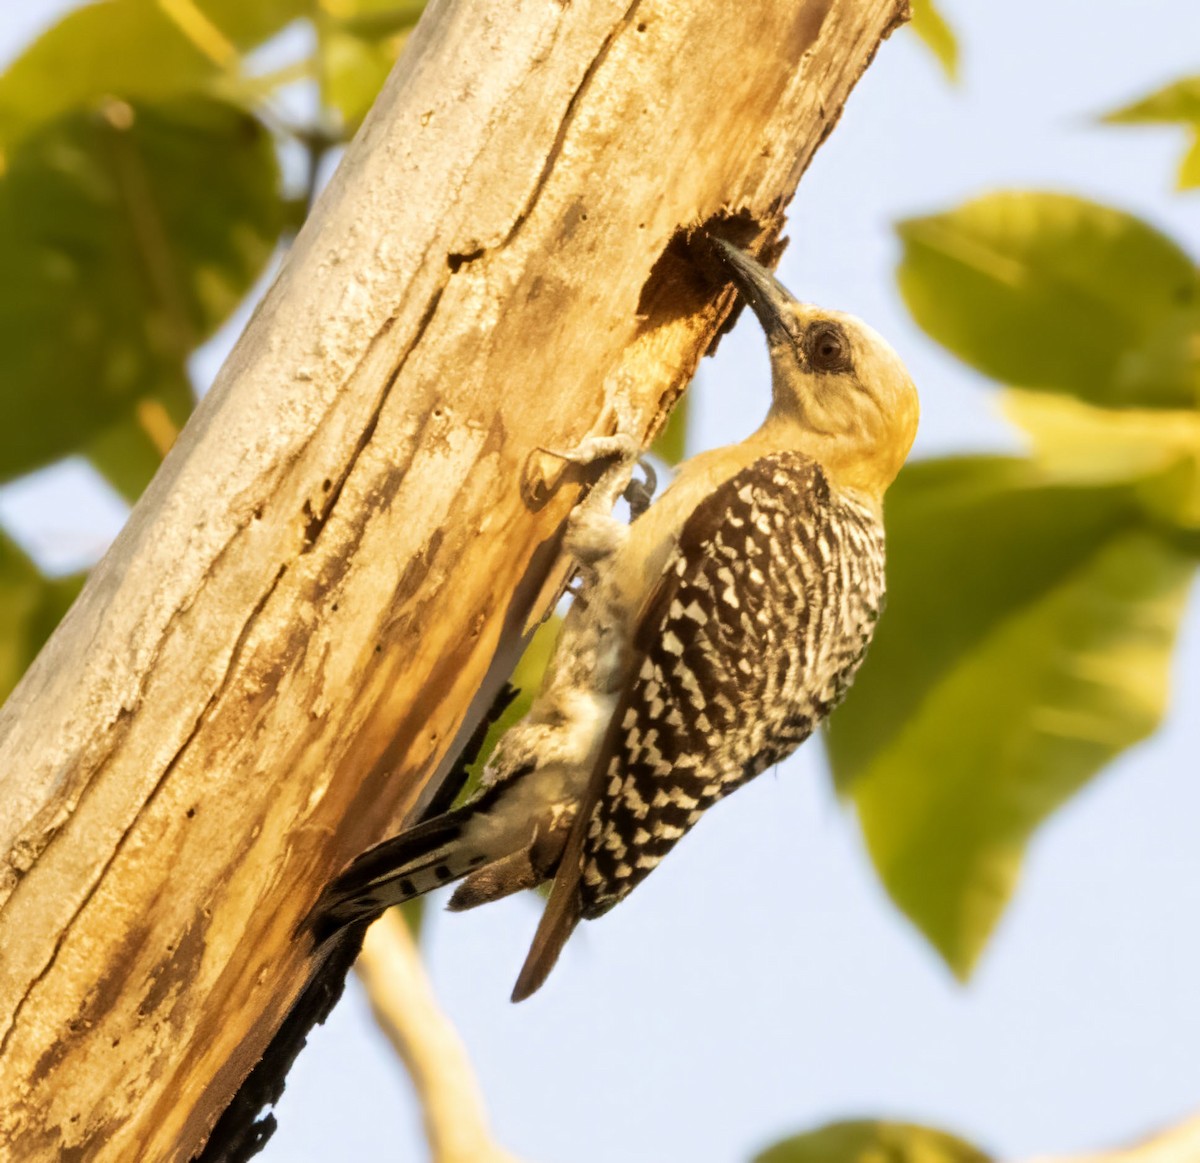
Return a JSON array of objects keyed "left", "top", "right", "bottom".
[{"left": 0, "top": 0, "right": 907, "bottom": 1157}]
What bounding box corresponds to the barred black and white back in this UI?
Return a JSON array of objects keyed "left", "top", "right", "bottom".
[{"left": 578, "top": 451, "right": 885, "bottom": 915}]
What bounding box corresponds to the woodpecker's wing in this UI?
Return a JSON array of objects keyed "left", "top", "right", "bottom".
[{"left": 513, "top": 451, "right": 886, "bottom": 999}]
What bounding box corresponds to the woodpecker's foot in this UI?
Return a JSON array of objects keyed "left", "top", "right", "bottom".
[
  {"left": 623, "top": 456, "right": 658, "bottom": 520},
  {"left": 537, "top": 433, "right": 642, "bottom": 471},
  {"left": 523, "top": 433, "right": 642, "bottom": 510},
  {"left": 557, "top": 435, "right": 642, "bottom": 566}
]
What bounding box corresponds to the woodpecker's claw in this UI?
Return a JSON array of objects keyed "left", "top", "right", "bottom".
[
  {"left": 522, "top": 434, "right": 643, "bottom": 510},
  {"left": 536, "top": 434, "right": 642, "bottom": 467},
  {"left": 623, "top": 456, "right": 658, "bottom": 520}
]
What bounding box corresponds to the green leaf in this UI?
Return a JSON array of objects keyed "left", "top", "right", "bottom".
[
  {"left": 0, "top": 2, "right": 215, "bottom": 149},
  {"left": 326, "top": 0, "right": 426, "bottom": 39},
  {"left": 1179, "top": 133, "right": 1200, "bottom": 191},
  {"left": 896, "top": 192, "right": 1200, "bottom": 407},
  {"left": 754, "top": 1119, "right": 991, "bottom": 1163},
  {"left": 651, "top": 393, "right": 691, "bottom": 466},
  {"left": 1002, "top": 389, "right": 1200, "bottom": 530},
  {"left": 397, "top": 897, "right": 424, "bottom": 939},
  {"left": 458, "top": 615, "right": 562, "bottom": 804},
  {"left": 85, "top": 381, "right": 194, "bottom": 502},
  {"left": 0, "top": 533, "right": 85, "bottom": 704},
  {"left": 825, "top": 458, "right": 1195, "bottom": 978},
  {"left": 317, "top": 27, "right": 406, "bottom": 131},
  {"left": 908, "top": 0, "right": 959, "bottom": 83},
  {"left": 316, "top": 0, "right": 424, "bottom": 131},
  {"left": 196, "top": 0, "right": 314, "bottom": 49},
  {"left": 0, "top": 96, "right": 281, "bottom": 481},
  {"left": 0, "top": 0, "right": 313, "bottom": 153},
  {"left": 1103, "top": 76, "right": 1200, "bottom": 193},
  {"left": 1104, "top": 75, "right": 1200, "bottom": 126}
]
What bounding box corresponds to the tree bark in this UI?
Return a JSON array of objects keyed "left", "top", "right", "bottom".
[{"left": 0, "top": 0, "right": 908, "bottom": 1157}]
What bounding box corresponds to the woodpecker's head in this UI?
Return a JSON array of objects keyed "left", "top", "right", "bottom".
[{"left": 712, "top": 239, "right": 919, "bottom": 507}]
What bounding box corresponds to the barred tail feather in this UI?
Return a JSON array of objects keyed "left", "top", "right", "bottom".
[{"left": 312, "top": 801, "right": 492, "bottom": 945}]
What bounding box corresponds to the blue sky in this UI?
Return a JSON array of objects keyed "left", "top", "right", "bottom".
[{"left": 2, "top": 3, "right": 1198, "bottom": 1161}]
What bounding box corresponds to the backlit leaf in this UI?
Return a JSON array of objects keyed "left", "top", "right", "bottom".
[
  {"left": 458, "top": 615, "right": 562, "bottom": 802},
  {"left": 0, "top": 0, "right": 314, "bottom": 154},
  {"left": 897, "top": 192, "right": 1200, "bottom": 407},
  {"left": 0, "top": 533, "right": 84, "bottom": 704},
  {"left": 398, "top": 897, "right": 424, "bottom": 939},
  {"left": 754, "top": 1119, "right": 991, "bottom": 1163},
  {"left": 0, "top": 2, "right": 216, "bottom": 149},
  {"left": 1002, "top": 389, "right": 1200, "bottom": 530},
  {"left": 84, "top": 383, "right": 194, "bottom": 502},
  {"left": 196, "top": 0, "right": 314, "bottom": 49},
  {"left": 826, "top": 458, "right": 1194, "bottom": 977},
  {"left": 316, "top": 0, "right": 424, "bottom": 131},
  {"left": 1103, "top": 76, "right": 1200, "bottom": 192},
  {"left": 651, "top": 393, "right": 691, "bottom": 466},
  {"left": 1179, "top": 134, "right": 1200, "bottom": 191},
  {"left": 0, "top": 96, "right": 282, "bottom": 480},
  {"left": 908, "top": 0, "right": 959, "bottom": 83},
  {"left": 1104, "top": 75, "right": 1200, "bottom": 126}
]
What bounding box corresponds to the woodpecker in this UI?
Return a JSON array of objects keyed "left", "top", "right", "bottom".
[{"left": 318, "top": 238, "right": 919, "bottom": 1000}]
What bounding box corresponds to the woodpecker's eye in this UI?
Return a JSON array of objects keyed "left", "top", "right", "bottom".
[{"left": 805, "top": 323, "right": 852, "bottom": 373}]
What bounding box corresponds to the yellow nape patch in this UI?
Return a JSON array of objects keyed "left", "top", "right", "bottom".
[{"left": 819, "top": 444, "right": 905, "bottom": 508}]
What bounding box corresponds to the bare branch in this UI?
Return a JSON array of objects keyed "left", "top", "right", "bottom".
[{"left": 357, "top": 911, "right": 525, "bottom": 1163}]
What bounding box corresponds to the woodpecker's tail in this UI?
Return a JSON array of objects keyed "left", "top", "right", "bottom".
[{"left": 312, "top": 795, "right": 498, "bottom": 945}]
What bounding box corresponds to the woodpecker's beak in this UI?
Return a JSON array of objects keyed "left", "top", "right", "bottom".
[{"left": 709, "top": 237, "right": 798, "bottom": 345}]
